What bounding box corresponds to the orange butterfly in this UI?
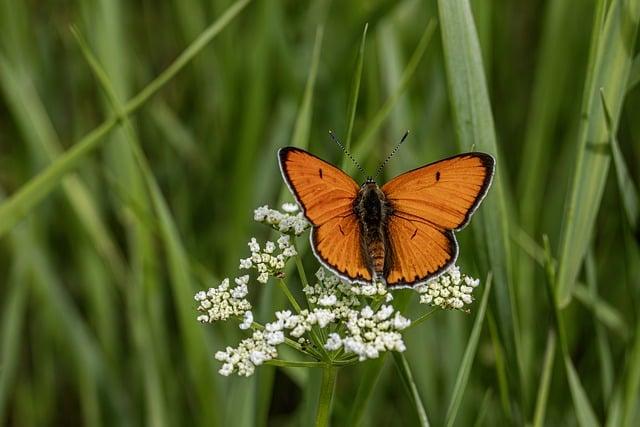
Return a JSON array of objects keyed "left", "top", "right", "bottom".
[{"left": 279, "top": 134, "right": 495, "bottom": 287}]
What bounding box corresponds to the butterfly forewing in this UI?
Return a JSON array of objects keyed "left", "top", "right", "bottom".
[
  {"left": 279, "top": 148, "right": 372, "bottom": 282},
  {"left": 382, "top": 153, "right": 495, "bottom": 230}
]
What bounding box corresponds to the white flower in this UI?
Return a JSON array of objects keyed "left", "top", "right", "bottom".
[
  {"left": 195, "top": 278, "right": 252, "bottom": 323},
  {"left": 248, "top": 238, "right": 260, "bottom": 253},
  {"left": 250, "top": 351, "right": 268, "bottom": 365},
  {"left": 235, "top": 275, "right": 250, "bottom": 286},
  {"left": 219, "top": 363, "right": 234, "bottom": 376},
  {"left": 239, "top": 311, "right": 253, "bottom": 330},
  {"left": 415, "top": 266, "right": 479, "bottom": 310},
  {"left": 253, "top": 205, "right": 310, "bottom": 236},
  {"left": 232, "top": 283, "right": 248, "bottom": 299},
  {"left": 282, "top": 202, "right": 299, "bottom": 213},
  {"left": 212, "top": 331, "right": 278, "bottom": 377},
  {"left": 265, "top": 330, "right": 285, "bottom": 345},
  {"left": 318, "top": 294, "right": 337, "bottom": 307},
  {"left": 310, "top": 309, "right": 335, "bottom": 328},
  {"left": 240, "top": 234, "right": 298, "bottom": 283},
  {"left": 265, "top": 241, "right": 276, "bottom": 254},
  {"left": 324, "top": 333, "right": 343, "bottom": 351}
]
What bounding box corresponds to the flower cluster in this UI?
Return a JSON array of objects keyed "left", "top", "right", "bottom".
[
  {"left": 415, "top": 266, "right": 480, "bottom": 310},
  {"left": 239, "top": 235, "right": 298, "bottom": 283},
  {"left": 195, "top": 204, "right": 483, "bottom": 377},
  {"left": 324, "top": 305, "right": 410, "bottom": 360},
  {"left": 254, "top": 204, "right": 310, "bottom": 236},
  {"left": 214, "top": 330, "right": 279, "bottom": 376},
  {"left": 195, "top": 276, "right": 252, "bottom": 323}
]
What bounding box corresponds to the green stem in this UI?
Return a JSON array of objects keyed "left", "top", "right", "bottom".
[
  {"left": 277, "top": 279, "right": 303, "bottom": 314},
  {"left": 294, "top": 253, "right": 310, "bottom": 289},
  {"left": 275, "top": 280, "right": 329, "bottom": 360},
  {"left": 405, "top": 308, "right": 438, "bottom": 331},
  {"left": 315, "top": 366, "right": 338, "bottom": 427},
  {"left": 265, "top": 359, "right": 356, "bottom": 369},
  {"left": 265, "top": 359, "right": 328, "bottom": 368}
]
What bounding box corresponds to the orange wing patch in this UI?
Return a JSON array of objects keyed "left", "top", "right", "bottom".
[
  {"left": 279, "top": 148, "right": 359, "bottom": 225},
  {"left": 385, "top": 215, "right": 456, "bottom": 286},
  {"left": 382, "top": 153, "right": 494, "bottom": 230},
  {"left": 279, "top": 147, "right": 371, "bottom": 282},
  {"left": 313, "top": 214, "right": 372, "bottom": 282}
]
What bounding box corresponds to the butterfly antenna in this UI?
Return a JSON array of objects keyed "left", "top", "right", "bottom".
[
  {"left": 374, "top": 130, "right": 409, "bottom": 179},
  {"left": 329, "top": 131, "right": 367, "bottom": 176}
]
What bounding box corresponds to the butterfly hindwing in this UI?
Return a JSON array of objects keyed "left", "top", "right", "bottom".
[
  {"left": 385, "top": 214, "right": 457, "bottom": 286},
  {"left": 278, "top": 148, "right": 372, "bottom": 282}
]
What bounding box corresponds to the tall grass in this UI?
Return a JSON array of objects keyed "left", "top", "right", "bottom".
[{"left": 0, "top": 0, "right": 639, "bottom": 425}]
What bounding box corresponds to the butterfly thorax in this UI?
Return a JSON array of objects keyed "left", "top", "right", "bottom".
[{"left": 354, "top": 182, "right": 393, "bottom": 281}]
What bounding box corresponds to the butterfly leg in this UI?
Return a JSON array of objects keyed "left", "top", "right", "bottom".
[{"left": 373, "top": 273, "right": 387, "bottom": 286}]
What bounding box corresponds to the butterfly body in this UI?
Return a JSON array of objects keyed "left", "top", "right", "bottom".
[
  {"left": 278, "top": 146, "right": 495, "bottom": 288},
  {"left": 354, "top": 181, "right": 392, "bottom": 283}
]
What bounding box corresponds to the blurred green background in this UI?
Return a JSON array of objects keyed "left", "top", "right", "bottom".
[{"left": 1, "top": 0, "right": 639, "bottom": 425}]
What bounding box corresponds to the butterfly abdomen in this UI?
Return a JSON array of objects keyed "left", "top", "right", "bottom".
[{"left": 355, "top": 183, "right": 392, "bottom": 280}]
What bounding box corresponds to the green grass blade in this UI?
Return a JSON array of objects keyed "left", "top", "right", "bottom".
[
  {"left": 343, "top": 22, "right": 368, "bottom": 167},
  {"left": 437, "top": 0, "right": 521, "bottom": 411},
  {"left": 600, "top": 89, "right": 639, "bottom": 232},
  {"left": 0, "top": 53, "right": 126, "bottom": 284},
  {"left": 348, "top": 19, "right": 437, "bottom": 175},
  {"left": 573, "top": 284, "right": 629, "bottom": 340},
  {"left": 622, "top": 318, "right": 640, "bottom": 426},
  {"left": 487, "top": 311, "right": 512, "bottom": 420},
  {"left": 6, "top": 219, "right": 128, "bottom": 425},
  {"left": 0, "top": 270, "right": 29, "bottom": 420},
  {"left": 543, "top": 236, "right": 600, "bottom": 427},
  {"left": 291, "top": 27, "right": 325, "bottom": 151},
  {"left": 627, "top": 52, "right": 640, "bottom": 91},
  {"left": 565, "top": 357, "right": 601, "bottom": 427},
  {"left": 392, "top": 352, "right": 430, "bottom": 427},
  {"left": 556, "top": 0, "right": 640, "bottom": 306},
  {"left": 585, "top": 250, "right": 614, "bottom": 402},
  {"left": 472, "top": 389, "right": 493, "bottom": 427},
  {"left": 517, "top": 0, "right": 575, "bottom": 226},
  {"left": 444, "top": 274, "right": 492, "bottom": 427},
  {"left": 73, "top": 27, "right": 224, "bottom": 425},
  {"left": 346, "top": 357, "right": 387, "bottom": 426},
  {"left": 0, "top": 0, "right": 249, "bottom": 239},
  {"left": 532, "top": 330, "right": 557, "bottom": 427}
]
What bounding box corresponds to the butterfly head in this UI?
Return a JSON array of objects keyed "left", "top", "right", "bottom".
[{"left": 364, "top": 176, "right": 376, "bottom": 184}]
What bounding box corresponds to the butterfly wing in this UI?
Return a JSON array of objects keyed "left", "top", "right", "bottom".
[
  {"left": 279, "top": 147, "right": 372, "bottom": 282},
  {"left": 381, "top": 153, "right": 495, "bottom": 286}
]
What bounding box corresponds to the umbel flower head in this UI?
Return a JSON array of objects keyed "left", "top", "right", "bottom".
[{"left": 195, "top": 204, "right": 483, "bottom": 377}]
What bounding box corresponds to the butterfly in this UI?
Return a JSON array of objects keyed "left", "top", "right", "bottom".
[{"left": 278, "top": 134, "right": 495, "bottom": 287}]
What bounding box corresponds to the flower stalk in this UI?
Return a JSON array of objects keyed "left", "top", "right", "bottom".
[{"left": 315, "top": 365, "right": 338, "bottom": 427}]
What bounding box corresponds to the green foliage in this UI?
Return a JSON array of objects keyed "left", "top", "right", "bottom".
[{"left": 0, "top": 0, "right": 639, "bottom": 425}]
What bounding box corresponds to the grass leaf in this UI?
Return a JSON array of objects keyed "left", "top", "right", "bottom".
[
  {"left": 343, "top": 22, "right": 368, "bottom": 160},
  {"left": 556, "top": 0, "right": 640, "bottom": 306},
  {"left": 532, "top": 330, "right": 557, "bottom": 427},
  {"left": 392, "top": 352, "right": 430, "bottom": 427},
  {"left": 437, "top": 0, "right": 521, "bottom": 411},
  {"left": 445, "top": 274, "right": 492, "bottom": 427},
  {"left": 348, "top": 19, "right": 437, "bottom": 175},
  {"left": 0, "top": 0, "right": 249, "bottom": 238},
  {"left": 600, "top": 89, "right": 639, "bottom": 232}
]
